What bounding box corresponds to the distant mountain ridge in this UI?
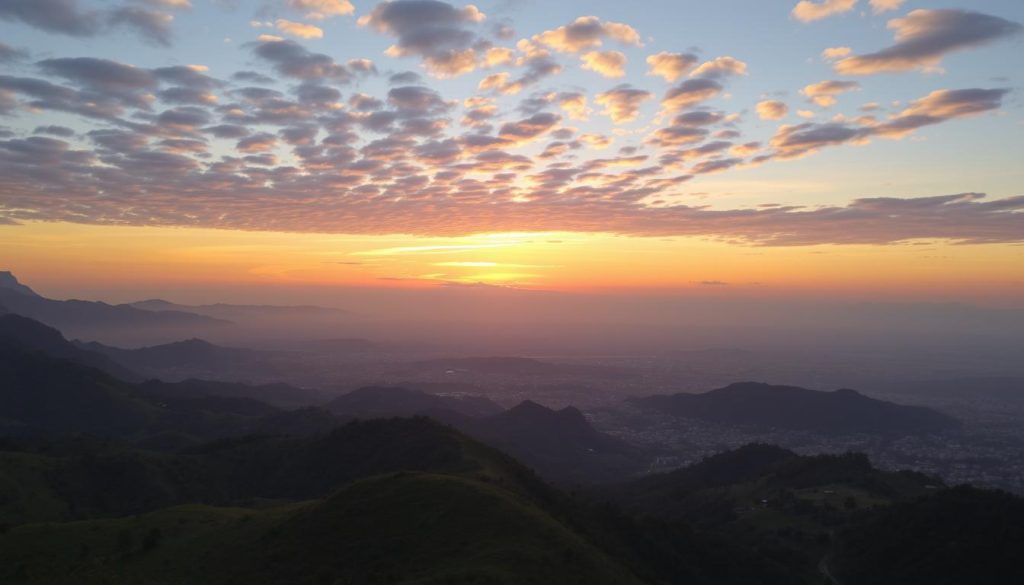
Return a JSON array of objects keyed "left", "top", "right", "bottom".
[
  {"left": 0, "top": 271, "right": 39, "bottom": 297},
  {"left": 75, "top": 336, "right": 296, "bottom": 384},
  {"left": 327, "top": 385, "right": 648, "bottom": 483},
  {"left": 0, "top": 273, "right": 228, "bottom": 345},
  {"left": 131, "top": 298, "right": 349, "bottom": 321},
  {"left": 631, "top": 382, "right": 958, "bottom": 435},
  {"left": 0, "top": 313, "right": 139, "bottom": 381}
]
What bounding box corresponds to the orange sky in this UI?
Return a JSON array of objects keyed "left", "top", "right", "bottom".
[{"left": 3, "top": 221, "right": 1022, "bottom": 307}]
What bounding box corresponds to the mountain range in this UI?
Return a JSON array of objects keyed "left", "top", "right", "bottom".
[
  {"left": 0, "top": 271, "right": 227, "bottom": 344},
  {"left": 0, "top": 306, "right": 1020, "bottom": 583},
  {"left": 131, "top": 298, "right": 349, "bottom": 321},
  {"left": 631, "top": 382, "right": 958, "bottom": 435}
]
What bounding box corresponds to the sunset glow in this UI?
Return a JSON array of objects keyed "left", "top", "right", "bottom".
[{"left": 0, "top": 0, "right": 1021, "bottom": 306}]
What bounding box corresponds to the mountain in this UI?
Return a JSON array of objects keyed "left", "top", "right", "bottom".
[
  {"left": 137, "top": 378, "right": 325, "bottom": 409},
  {"left": 0, "top": 313, "right": 139, "bottom": 381},
  {"left": 131, "top": 298, "right": 349, "bottom": 322},
  {"left": 325, "top": 387, "right": 648, "bottom": 484},
  {"left": 604, "top": 444, "right": 939, "bottom": 523},
  {"left": 590, "top": 444, "right": 1024, "bottom": 584},
  {"left": 0, "top": 343, "right": 297, "bottom": 442},
  {"left": 631, "top": 382, "right": 958, "bottom": 434},
  {"left": 326, "top": 385, "right": 504, "bottom": 419},
  {"left": 78, "top": 338, "right": 263, "bottom": 370},
  {"left": 831, "top": 486, "right": 1024, "bottom": 585},
  {"left": 0, "top": 347, "right": 166, "bottom": 438},
  {"left": 0, "top": 271, "right": 39, "bottom": 297},
  {"left": 593, "top": 444, "right": 948, "bottom": 583},
  {"left": 0, "top": 417, "right": 648, "bottom": 585},
  {"left": 75, "top": 337, "right": 296, "bottom": 384},
  {"left": 0, "top": 274, "right": 227, "bottom": 345},
  {"left": 467, "top": 400, "right": 649, "bottom": 484}
]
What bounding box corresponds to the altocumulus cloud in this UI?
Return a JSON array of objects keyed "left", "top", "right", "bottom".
[
  {"left": 0, "top": 2, "right": 1020, "bottom": 249},
  {"left": 835, "top": 9, "right": 1022, "bottom": 75}
]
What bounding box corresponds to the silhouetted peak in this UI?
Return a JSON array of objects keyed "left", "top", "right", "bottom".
[
  {"left": 167, "top": 338, "right": 216, "bottom": 348},
  {"left": 133, "top": 299, "right": 175, "bottom": 309},
  {"left": 507, "top": 400, "right": 554, "bottom": 417},
  {"left": 0, "top": 271, "right": 40, "bottom": 297}
]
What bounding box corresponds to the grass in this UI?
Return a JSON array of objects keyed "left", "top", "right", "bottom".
[{"left": 0, "top": 473, "right": 645, "bottom": 585}]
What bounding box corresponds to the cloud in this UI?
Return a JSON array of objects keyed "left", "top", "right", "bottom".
[
  {"left": 835, "top": 10, "right": 1023, "bottom": 75},
  {"left": 869, "top": 0, "right": 903, "bottom": 14},
  {"left": 483, "top": 46, "right": 514, "bottom": 67},
  {"left": 646, "top": 52, "right": 698, "bottom": 82},
  {"left": 108, "top": 5, "right": 175, "bottom": 46},
  {"left": 387, "top": 85, "right": 451, "bottom": 114},
  {"left": 37, "top": 57, "right": 158, "bottom": 108},
  {"left": 595, "top": 85, "right": 653, "bottom": 124},
  {"left": 661, "top": 78, "right": 723, "bottom": 111},
  {"left": 647, "top": 124, "right": 708, "bottom": 148},
  {"left": 0, "top": 42, "right": 27, "bottom": 63},
  {"left": 1, "top": 9, "right": 1017, "bottom": 251},
  {"left": 33, "top": 125, "right": 75, "bottom": 137},
  {"left": 497, "top": 112, "right": 561, "bottom": 145},
  {"left": 0, "top": 0, "right": 184, "bottom": 45},
  {"left": 871, "top": 87, "right": 1009, "bottom": 138},
  {"left": 771, "top": 87, "right": 1008, "bottom": 158},
  {"left": 252, "top": 37, "right": 352, "bottom": 82},
  {"left": 287, "top": 0, "right": 354, "bottom": 20},
  {"left": 358, "top": 0, "right": 487, "bottom": 78},
  {"left": 791, "top": 0, "right": 857, "bottom": 23},
  {"left": 757, "top": 100, "right": 789, "bottom": 120},
  {"left": 690, "top": 56, "right": 747, "bottom": 79},
  {"left": 821, "top": 46, "right": 851, "bottom": 61},
  {"left": 532, "top": 16, "right": 641, "bottom": 53},
  {"left": 580, "top": 51, "right": 626, "bottom": 78},
  {"left": 801, "top": 79, "right": 859, "bottom": 107},
  {"left": 275, "top": 19, "right": 324, "bottom": 39},
  {"left": 0, "top": 0, "right": 100, "bottom": 36}
]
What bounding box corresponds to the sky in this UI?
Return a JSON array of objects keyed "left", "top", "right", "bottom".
[{"left": 0, "top": 0, "right": 1022, "bottom": 306}]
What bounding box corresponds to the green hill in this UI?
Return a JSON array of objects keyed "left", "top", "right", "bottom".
[
  {"left": 0, "top": 473, "right": 645, "bottom": 585},
  {"left": 831, "top": 486, "right": 1024, "bottom": 585}
]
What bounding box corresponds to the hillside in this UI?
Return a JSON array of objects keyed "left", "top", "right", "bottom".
[
  {"left": 631, "top": 382, "right": 958, "bottom": 434},
  {"left": 831, "top": 486, "right": 1024, "bottom": 585},
  {"left": 0, "top": 345, "right": 293, "bottom": 442},
  {"left": 0, "top": 274, "right": 226, "bottom": 344},
  {"left": 0, "top": 415, "right": 653, "bottom": 585},
  {"left": 0, "top": 271, "right": 39, "bottom": 297},
  {"left": 468, "top": 400, "right": 649, "bottom": 484},
  {"left": 0, "top": 313, "right": 139, "bottom": 381},
  {"left": 325, "top": 387, "right": 649, "bottom": 484},
  {"left": 606, "top": 444, "right": 939, "bottom": 521},
  {"left": 596, "top": 444, "right": 944, "bottom": 582},
  {"left": 0, "top": 473, "right": 645, "bottom": 585},
  {"left": 138, "top": 378, "right": 325, "bottom": 409},
  {"left": 0, "top": 417, "right": 545, "bottom": 526}
]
